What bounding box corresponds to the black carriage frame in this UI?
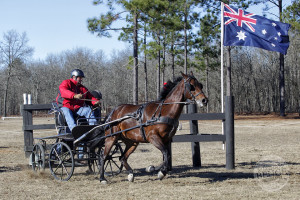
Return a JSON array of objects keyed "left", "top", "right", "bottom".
[{"left": 23, "top": 103, "right": 124, "bottom": 181}]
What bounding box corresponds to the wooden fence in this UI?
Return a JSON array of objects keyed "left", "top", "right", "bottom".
[
  {"left": 170, "top": 96, "right": 234, "bottom": 170},
  {"left": 21, "top": 103, "right": 53, "bottom": 157},
  {"left": 21, "top": 96, "right": 234, "bottom": 170}
]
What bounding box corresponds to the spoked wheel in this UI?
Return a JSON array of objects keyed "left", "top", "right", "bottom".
[
  {"left": 100, "top": 142, "right": 124, "bottom": 176},
  {"left": 31, "top": 143, "right": 45, "bottom": 172},
  {"left": 88, "top": 146, "right": 101, "bottom": 174},
  {"left": 49, "top": 142, "right": 74, "bottom": 181}
]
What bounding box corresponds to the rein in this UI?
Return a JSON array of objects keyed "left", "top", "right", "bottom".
[
  {"left": 80, "top": 99, "right": 98, "bottom": 101},
  {"left": 159, "top": 101, "right": 194, "bottom": 105}
]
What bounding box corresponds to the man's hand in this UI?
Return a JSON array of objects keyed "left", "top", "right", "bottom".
[
  {"left": 94, "top": 100, "right": 101, "bottom": 107},
  {"left": 73, "top": 94, "right": 83, "bottom": 99}
]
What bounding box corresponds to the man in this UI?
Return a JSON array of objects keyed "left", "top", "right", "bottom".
[
  {"left": 90, "top": 90, "right": 102, "bottom": 122},
  {"left": 56, "top": 69, "right": 101, "bottom": 132}
]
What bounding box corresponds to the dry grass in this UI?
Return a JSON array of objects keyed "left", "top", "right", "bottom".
[{"left": 0, "top": 115, "right": 300, "bottom": 199}]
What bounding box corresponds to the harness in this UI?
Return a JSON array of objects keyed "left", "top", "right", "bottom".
[
  {"left": 84, "top": 103, "right": 179, "bottom": 144},
  {"left": 74, "top": 75, "right": 202, "bottom": 144},
  {"left": 127, "top": 76, "right": 202, "bottom": 141},
  {"left": 131, "top": 101, "right": 179, "bottom": 141}
]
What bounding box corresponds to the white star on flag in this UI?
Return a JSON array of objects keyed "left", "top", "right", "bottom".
[
  {"left": 271, "top": 43, "right": 276, "bottom": 47},
  {"left": 274, "top": 37, "right": 278, "bottom": 40},
  {"left": 278, "top": 32, "right": 281, "bottom": 36},
  {"left": 236, "top": 30, "right": 247, "bottom": 40},
  {"left": 262, "top": 29, "right": 267, "bottom": 35},
  {"left": 272, "top": 23, "right": 276, "bottom": 26}
]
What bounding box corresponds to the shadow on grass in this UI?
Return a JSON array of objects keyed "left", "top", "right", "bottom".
[
  {"left": 0, "top": 166, "right": 23, "bottom": 173},
  {"left": 60, "top": 160, "right": 300, "bottom": 183},
  {"left": 128, "top": 164, "right": 253, "bottom": 183},
  {"left": 130, "top": 160, "right": 298, "bottom": 183}
]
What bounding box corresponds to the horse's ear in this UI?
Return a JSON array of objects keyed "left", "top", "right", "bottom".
[
  {"left": 181, "top": 71, "right": 188, "bottom": 79},
  {"left": 190, "top": 71, "right": 194, "bottom": 76}
]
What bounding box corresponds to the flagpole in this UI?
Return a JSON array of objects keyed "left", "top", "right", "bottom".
[
  {"left": 221, "top": 2, "right": 225, "bottom": 150},
  {"left": 221, "top": 2, "right": 224, "bottom": 113}
]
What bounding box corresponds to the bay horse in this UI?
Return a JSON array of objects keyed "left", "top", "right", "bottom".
[{"left": 99, "top": 72, "right": 208, "bottom": 184}]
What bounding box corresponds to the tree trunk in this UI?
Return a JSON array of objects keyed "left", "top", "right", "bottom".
[
  {"left": 206, "top": 57, "right": 209, "bottom": 113},
  {"left": 171, "top": 39, "right": 175, "bottom": 81},
  {"left": 184, "top": 1, "right": 188, "bottom": 74},
  {"left": 3, "top": 77, "right": 10, "bottom": 117},
  {"left": 156, "top": 31, "right": 161, "bottom": 99},
  {"left": 279, "top": 53, "right": 285, "bottom": 116},
  {"left": 278, "top": 0, "right": 285, "bottom": 116},
  {"left": 162, "top": 32, "right": 166, "bottom": 86},
  {"left": 133, "top": 13, "right": 139, "bottom": 105},
  {"left": 143, "top": 26, "right": 148, "bottom": 102},
  {"left": 3, "top": 64, "right": 13, "bottom": 117}
]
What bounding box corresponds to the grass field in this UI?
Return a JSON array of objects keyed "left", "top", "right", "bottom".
[{"left": 0, "top": 115, "right": 299, "bottom": 199}]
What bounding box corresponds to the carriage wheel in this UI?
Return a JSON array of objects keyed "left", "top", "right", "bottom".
[
  {"left": 87, "top": 146, "right": 101, "bottom": 174},
  {"left": 49, "top": 142, "right": 74, "bottom": 181},
  {"left": 100, "top": 142, "right": 124, "bottom": 176},
  {"left": 31, "top": 143, "right": 45, "bottom": 172}
]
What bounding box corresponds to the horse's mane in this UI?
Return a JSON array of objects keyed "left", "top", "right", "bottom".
[{"left": 158, "top": 76, "right": 183, "bottom": 101}]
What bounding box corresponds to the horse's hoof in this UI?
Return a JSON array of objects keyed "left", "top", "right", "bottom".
[
  {"left": 100, "top": 180, "right": 108, "bottom": 184},
  {"left": 128, "top": 173, "right": 134, "bottom": 182},
  {"left": 145, "top": 165, "right": 155, "bottom": 173},
  {"left": 158, "top": 171, "right": 165, "bottom": 180}
]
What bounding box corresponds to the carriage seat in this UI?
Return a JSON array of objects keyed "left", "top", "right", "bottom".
[
  {"left": 51, "top": 102, "right": 71, "bottom": 134},
  {"left": 51, "top": 102, "right": 99, "bottom": 135}
]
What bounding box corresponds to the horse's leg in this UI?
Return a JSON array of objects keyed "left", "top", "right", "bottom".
[
  {"left": 150, "top": 144, "right": 171, "bottom": 172},
  {"left": 99, "top": 135, "right": 118, "bottom": 184},
  {"left": 120, "top": 140, "right": 139, "bottom": 182},
  {"left": 148, "top": 135, "right": 169, "bottom": 180},
  {"left": 145, "top": 162, "right": 163, "bottom": 173}
]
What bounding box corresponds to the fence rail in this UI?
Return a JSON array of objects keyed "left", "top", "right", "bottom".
[
  {"left": 170, "top": 96, "right": 235, "bottom": 170},
  {"left": 20, "top": 104, "right": 53, "bottom": 156},
  {"left": 21, "top": 97, "right": 235, "bottom": 169},
  {"left": 179, "top": 113, "right": 225, "bottom": 121}
]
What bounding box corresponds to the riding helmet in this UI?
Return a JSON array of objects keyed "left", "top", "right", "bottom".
[{"left": 71, "top": 69, "right": 85, "bottom": 78}]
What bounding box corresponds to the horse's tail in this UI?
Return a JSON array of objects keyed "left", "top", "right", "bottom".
[
  {"left": 104, "top": 109, "right": 115, "bottom": 124},
  {"left": 102, "top": 106, "right": 121, "bottom": 131},
  {"left": 104, "top": 104, "right": 130, "bottom": 123}
]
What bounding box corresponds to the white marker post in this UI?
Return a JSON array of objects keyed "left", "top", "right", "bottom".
[
  {"left": 23, "top": 93, "right": 28, "bottom": 105},
  {"left": 28, "top": 94, "right": 32, "bottom": 104}
]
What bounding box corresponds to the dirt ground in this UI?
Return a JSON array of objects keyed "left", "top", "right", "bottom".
[{"left": 0, "top": 114, "right": 300, "bottom": 200}]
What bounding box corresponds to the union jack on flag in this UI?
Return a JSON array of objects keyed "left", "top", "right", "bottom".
[{"left": 223, "top": 4, "right": 291, "bottom": 55}]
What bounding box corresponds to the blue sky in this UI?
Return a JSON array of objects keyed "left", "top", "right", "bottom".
[
  {"left": 0, "top": 0, "right": 127, "bottom": 60},
  {"left": 0, "top": 0, "right": 292, "bottom": 61}
]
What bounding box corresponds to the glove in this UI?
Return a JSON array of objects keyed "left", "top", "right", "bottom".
[
  {"left": 73, "top": 94, "right": 83, "bottom": 99},
  {"left": 94, "top": 100, "right": 101, "bottom": 107}
]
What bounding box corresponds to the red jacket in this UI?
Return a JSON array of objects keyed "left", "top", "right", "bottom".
[{"left": 56, "top": 78, "right": 98, "bottom": 111}]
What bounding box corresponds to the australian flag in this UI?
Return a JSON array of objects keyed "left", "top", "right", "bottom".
[{"left": 223, "top": 4, "right": 291, "bottom": 55}]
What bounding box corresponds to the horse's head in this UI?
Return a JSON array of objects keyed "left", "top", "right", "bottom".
[{"left": 181, "top": 72, "right": 208, "bottom": 107}]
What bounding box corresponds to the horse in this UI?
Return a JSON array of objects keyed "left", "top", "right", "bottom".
[{"left": 99, "top": 72, "right": 208, "bottom": 184}]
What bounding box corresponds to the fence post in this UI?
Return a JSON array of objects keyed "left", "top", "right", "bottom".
[
  {"left": 21, "top": 105, "right": 33, "bottom": 157},
  {"left": 225, "top": 96, "right": 235, "bottom": 169},
  {"left": 189, "top": 103, "right": 201, "bottom": 167}
]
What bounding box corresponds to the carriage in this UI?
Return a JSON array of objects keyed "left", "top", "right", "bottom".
[
  {"left": 30, "top": 72, "right": 208, "bottom": 183},
  {"left": 30, "top": 102, "right": 125, "bottom": 181}
]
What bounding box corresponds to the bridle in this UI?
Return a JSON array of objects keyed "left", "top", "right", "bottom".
[
  {"left": 158, "top": 76, "right": 204, "bottom": 105},
  {"left": 183, "top": 76, "right": 204, "bottom": 102}
]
